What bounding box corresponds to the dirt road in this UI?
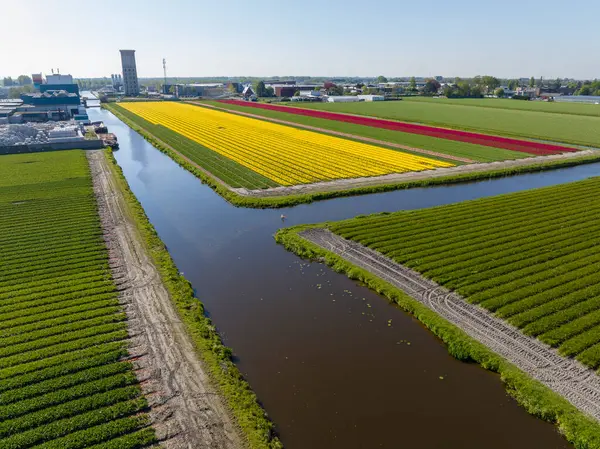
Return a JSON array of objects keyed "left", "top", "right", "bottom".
[
  {"left": 301, "top": 228, "right": 600, "bottom": 421},
  {"left": 87, "top": 150, "right": 246, "bottom": 449}
]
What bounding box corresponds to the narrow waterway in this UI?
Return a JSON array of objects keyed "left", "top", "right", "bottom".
[{"left": 88, "top": 104, "right": 600, "bottom": 449}]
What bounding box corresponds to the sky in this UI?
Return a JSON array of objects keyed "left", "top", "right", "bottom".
[{"left": 3, "top": 0, "right": 599, "bottom": 80}]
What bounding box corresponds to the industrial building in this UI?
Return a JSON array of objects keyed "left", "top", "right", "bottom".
[
  {"left": 265, "top": 83, "right": 322, "bottom": 97},
  {"left": 120, "top": 50, "right": 139, "bottom": 96},
  {"left": 163, "top": 83, "right": 227, "bottom": 98},
  {"left": 326, "top": 96, "right": 360, "bottom": 103},
  {"left": 46, "top": 74, "right": 74, "bottom": 85}
]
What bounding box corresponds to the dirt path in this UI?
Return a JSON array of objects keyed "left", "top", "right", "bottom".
[
  {"left": 87, "top": 150, "right": 246, "bottom": 449},
  {"left": 191, "top": 102, "right": 475, "bottom": 163},
  {"left": 230, "top": 150, "right": 596, "bottom": 197},
  {"left": 301, "top": 228, "right": 600, "bottom": 421}
]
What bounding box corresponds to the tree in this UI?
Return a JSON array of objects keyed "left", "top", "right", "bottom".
[
  {"left": 529, "top": 77, "right": 535, "bottom": 88},
  {"left": 17, "top": 75, "right": 32, "bottom": 85},
  {"left": 536, "top": 77, "right": 544, "bottom": 88},
  {"left": 409, "top": 76, "right": 417, "bottom": 92},
  {"left": 494, "top": 88, "right": 505, "bottom": 98},
  {"left": 470, "top": 85, "right": 483, "bottom": 97},
  {"left": 578, "top": 85, "right": 592, "bottom": 96},
  {"left": 507, "top": 79, "right": 519, "bottom": 91},
  {"left": 442, "top": 85, "right": 455, "bottom": 97},
  {"left": 264, "top": 86, "right": 275, "bottom": 97},
  {"left": 293, "top": 90, "right": 301, "bottom": 97},
  {"left": 254, "top": 80, "right": 266, "bottom": 97},
  {"left": 8, "top": 85, "right": 34, "bottom": 99},
  {"left": 481, "top": 76, "right": 500, "bottom": 94},
  {"left": 551, "top": 78, "right": 562, "bottom": 91},
  {"left": 376, "top": 75, "right": 388, "bottom": 83},
  {"left": 327, "top": 85, "right": 344, "bottom": 96},
  {"left": 422, "top": 79, "right": 441, "bottom": 95},
  {"left": 2, "top": 77, "right": 14, "bottom": 87}
]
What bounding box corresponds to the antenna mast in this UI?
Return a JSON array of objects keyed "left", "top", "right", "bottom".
[{"left": 163, "top": 58, "right": 167, "bottom": 92}]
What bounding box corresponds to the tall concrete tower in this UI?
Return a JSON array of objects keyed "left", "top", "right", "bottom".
[{"left": 119, "top": 49, "right": 139, "bottom": 96}]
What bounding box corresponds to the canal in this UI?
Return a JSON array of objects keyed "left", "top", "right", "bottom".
[{"left": 87, "top": 105, "right": 600, "bottom": 449}]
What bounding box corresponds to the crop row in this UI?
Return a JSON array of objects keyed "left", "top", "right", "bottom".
[
  {"left": 0, "top": 150, "right": 153, "bottom": 448},
  {"left": 329, "top": 177, "right": 600, "bottom": 367}
]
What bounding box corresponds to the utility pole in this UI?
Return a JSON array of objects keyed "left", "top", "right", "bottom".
[{"left": 163, "top": 58, "right": 167, "bottom": 94}]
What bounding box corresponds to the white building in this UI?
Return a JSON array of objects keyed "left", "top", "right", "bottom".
[
  {"left": 120, "top": 50, "right": 139, "bottom": 96},
  {"left": 357, "top": 95, "right": 384, "bottom": 101},
  {"left": 46, "top": 74, "right": 74, "bottom": 85},
  {"left": 326, "top": 96, "right": 359, "bottom": 103}
]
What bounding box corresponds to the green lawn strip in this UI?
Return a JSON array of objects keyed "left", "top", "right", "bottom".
[
  {"left": 202, "top": 101, "right": 525, "bottom": 162},
  {"left": 103, "top": 103, "right": 600, "bottom": 209},
  {"left": 111, "top": 104, "right": 277, "bottom": 189},
  {"left": 294, "top": 101, "right": 600, "bottom": 148},
  {"left": 402, "top": 96, "right": 600, "bottom": 118},
  {"left": 275, "top": 224, "right": 600, "bottom": 449},
  {"left": 104, "top": 149, "right": 283, "bottom": 449}
]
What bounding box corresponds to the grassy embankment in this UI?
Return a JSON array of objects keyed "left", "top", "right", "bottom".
[
  {"left": 204, "top": 100, "right": 526, "bottom": 162},
  {"left": 0, "top": 151, "right": 156, "bottom": 448},
  {"left": 276, "top": 181, "right": 600, "bottom": 448},
  {"left": 103, "top": 149, "right": 283, "bottom": 449},
  {"left": 295, "top": 100, "right": 600, "bottom": 147},
  {"left": 104, "top": 103, "right": 600, "bottom": 209}
]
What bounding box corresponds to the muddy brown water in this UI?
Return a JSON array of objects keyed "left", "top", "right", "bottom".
[{"left": 88, "top": 105, "right": 600, "bottom": 449}]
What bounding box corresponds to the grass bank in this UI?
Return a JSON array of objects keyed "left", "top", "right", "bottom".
[
  {"left": 104, "top": 103, "right": 600, "bottom": 209},
  {"left": 275, "top": 224, "right": 600, "bottom": 449},
  {"left": 104, "top": 149, "right": 283, "bottom": 449}
]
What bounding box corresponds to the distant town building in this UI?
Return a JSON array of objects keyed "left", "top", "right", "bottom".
[
  {"left": 119, "top": 50, "right": 139, "bottom": 96},
  {"left": 32, "top": 74, "right": 43, "bottom": 89},
  {"left": 242, "top": 85, "right": 255, "bottom": 99}
]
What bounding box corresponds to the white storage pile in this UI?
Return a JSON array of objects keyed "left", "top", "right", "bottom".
[{"left": 0, "top": 122, "right": 84, "bottom": 147}]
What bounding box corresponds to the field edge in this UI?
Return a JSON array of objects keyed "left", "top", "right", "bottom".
[
  {"left": 274, "top": 224, "right": 600, "bottom": 449},
  {"left": 103, "top": 149, "right": 283, "bottom": 449},
  {"left": 104, "top": 103, "right": 600, "bottom": 209}
]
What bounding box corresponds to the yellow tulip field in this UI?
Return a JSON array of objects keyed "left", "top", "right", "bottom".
[{"left": 119, "top": 102, "right": 454, "bottom": 188}]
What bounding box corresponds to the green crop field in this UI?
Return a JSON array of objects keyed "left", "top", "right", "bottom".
[
  {"left": 296, "top": 99, "right": 600, "bottom": 147},
  {"left": 328, "top": 177, "right": 600, "bottom": 369},
  {"left": 0, "top": 151, "right": 155, "bottom": 448},
  {"left": 402, "top": 96, "right": 600, "bottom": 117},
  {"left": 203, "top": 101, "right": 527, "bottom": 162}
]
